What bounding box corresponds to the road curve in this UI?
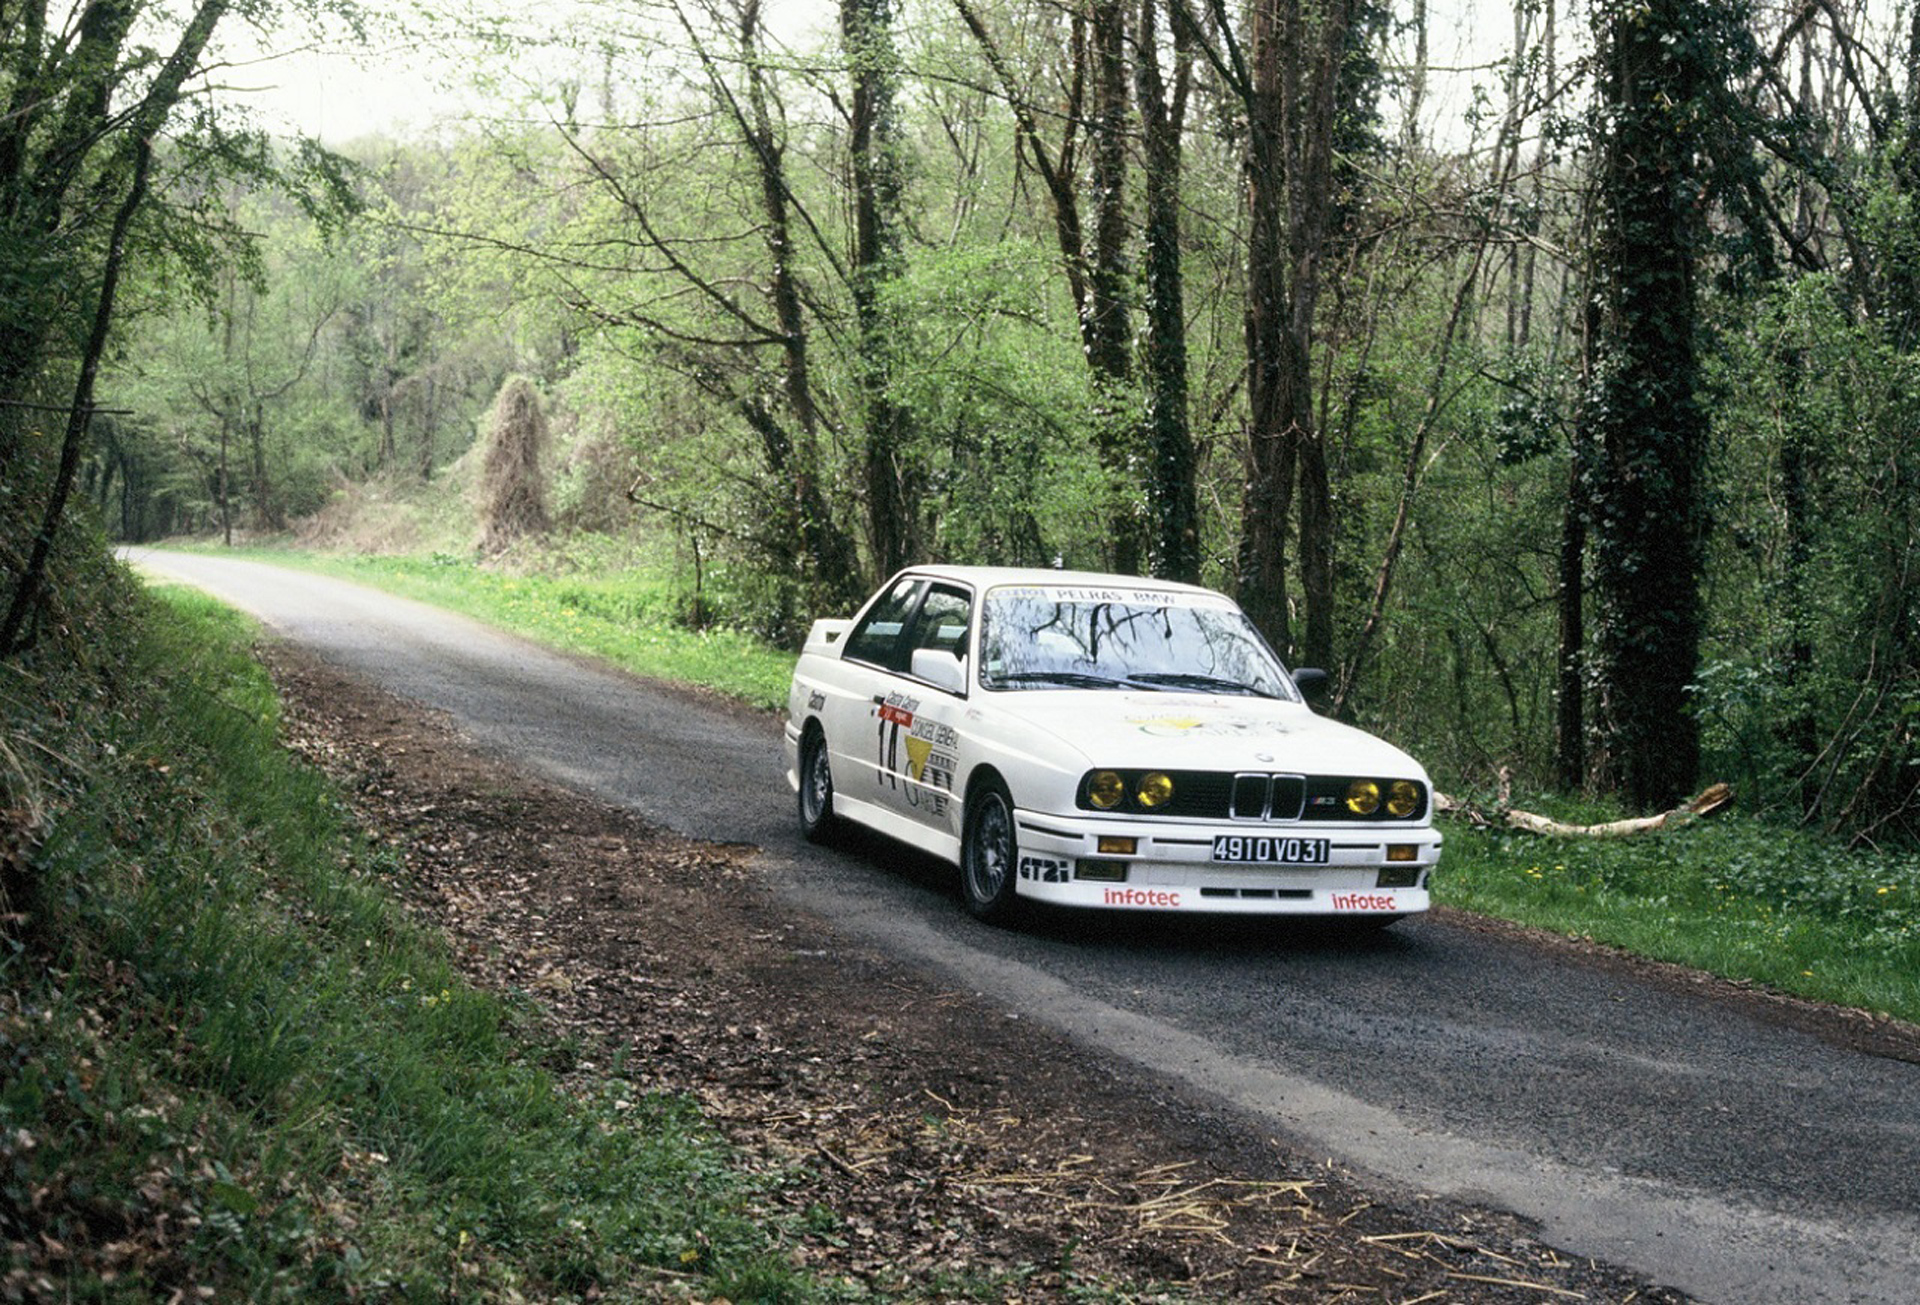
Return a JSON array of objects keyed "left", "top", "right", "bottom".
[{"left": 131, "top": 549, "right": 1920, "bottom": 1305}]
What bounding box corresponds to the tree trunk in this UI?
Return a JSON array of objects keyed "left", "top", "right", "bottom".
[
  {"left": 1, "top": 137, "right": 156, "bottom": 653},
  {"left": 843, "top": 0, "right": 917, "bottom": 577},
  {"left": 1586, "top": 0, "right": 1710, "bottom": 810},
  {"left": 1554, "top": 420, "right": 1590, "bottom": 790},
  {"left": 1088, "top": 0, "right": 1142, "bottom": 573},
  {"left": 738, "top": 0, "right": 863, "bottom": 604},
  {"left": 1232, "top": 0, "right": 1355, "bottom": 666},
  {"left": 1136, "top": 0, "right": 1198, "bottom": 582}
]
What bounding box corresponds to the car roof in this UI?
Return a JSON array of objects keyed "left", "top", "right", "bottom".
[{"left": 895, "top": 564, "right": 1225, "bottom": 599}]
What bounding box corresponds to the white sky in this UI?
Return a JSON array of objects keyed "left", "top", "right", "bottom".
[{"left": 219, "top": 0, "right": 1517, "bottom": 145}]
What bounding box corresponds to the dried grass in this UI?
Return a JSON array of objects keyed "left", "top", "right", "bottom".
[{"left": 477, "top": 376, "right": 551, "bottom": 555}]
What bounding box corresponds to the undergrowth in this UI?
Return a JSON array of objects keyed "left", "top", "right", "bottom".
[{"left": 0, "top": 581, "right": 810, "bottom": 1301}]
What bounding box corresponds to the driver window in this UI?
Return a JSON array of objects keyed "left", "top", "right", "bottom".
[
  {"left": 908, "top": 585, "right": 972, "bottom": 663},
  {"left": 843, "top": 578, "right": 924, "bottom": 669}
]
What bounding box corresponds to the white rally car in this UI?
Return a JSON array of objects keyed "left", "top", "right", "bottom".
[{"left": 784, "top": 566, "right": 1440, "bottom": 925}]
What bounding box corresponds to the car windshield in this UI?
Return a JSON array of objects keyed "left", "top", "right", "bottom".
[{"left": 979, "top": 585, "right": 1296, "bottom": 698}]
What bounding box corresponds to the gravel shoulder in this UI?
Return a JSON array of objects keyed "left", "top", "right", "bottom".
[{"left": 265, "top": 643, "right": 1696, "bottom": 1303}]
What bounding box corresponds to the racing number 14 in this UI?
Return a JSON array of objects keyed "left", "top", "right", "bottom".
[{"left": 874, "top": 699, "right": 914, "bottom": 789}]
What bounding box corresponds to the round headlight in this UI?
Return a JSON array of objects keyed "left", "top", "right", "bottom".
[
  {"left": 1088, "top": 770, "right": 1126, "bottom": 810},
  {"left": 1137, "top": 772, "right": 1175, "bottom": 808},
  {"left": 1345, "top": 779, "right": 1381, "bottom": 816},
  {"left": 1386, "top": 780, "right": 1421, "bottom": 818}
]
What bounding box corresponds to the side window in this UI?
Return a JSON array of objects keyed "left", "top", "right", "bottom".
[
  {"left": 906, "top": 585, "right": 972, "bottom": 675},
  {"left": 842, "top": 578, "right": 924, "bottom": 670}
]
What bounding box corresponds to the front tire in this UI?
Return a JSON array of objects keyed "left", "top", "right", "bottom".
[
  {"left": 798, "top": 729, "right": 839, "bottom": 844},
  {"left": 961, "top": 775, "right": 1021, "bottom": 924}
]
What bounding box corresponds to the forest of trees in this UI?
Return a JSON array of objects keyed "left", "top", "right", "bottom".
[{"left": 8, "top": 0, "right": 1920, "bottom": 838}]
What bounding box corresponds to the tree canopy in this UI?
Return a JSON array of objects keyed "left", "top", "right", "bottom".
[{"left": 10, "top": 0, "right": 1920, "bottom": 836}]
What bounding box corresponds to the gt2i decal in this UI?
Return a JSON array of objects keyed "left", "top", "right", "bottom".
[
  {"left": 1019, "top": 855, "right": 1071, "bottom": 884},
  {"left": 873, "top": 692, "right": 958, "bottom": 818}
]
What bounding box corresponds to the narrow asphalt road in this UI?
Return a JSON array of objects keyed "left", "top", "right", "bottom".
[{"left": 133, "top": 550, "right": 1920, "bottom": 1305}]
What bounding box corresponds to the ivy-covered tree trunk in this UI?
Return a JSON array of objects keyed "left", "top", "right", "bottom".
[
  {"left": 843, "top": 0, "right": 917, "bottom": 578},
  {"left": 1136, "top": 0, "right": 1197, "bottom": 583},
  {"left": 1088, "top": 0, "right": 1142, "bottom": 574},
  {"left": 1585, "top": 0, "right": 1712, "bottom": 810}
]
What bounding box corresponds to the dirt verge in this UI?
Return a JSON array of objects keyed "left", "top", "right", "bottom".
[{"left": 268, "top": 645, "right": 1691, "bottom": 1303}]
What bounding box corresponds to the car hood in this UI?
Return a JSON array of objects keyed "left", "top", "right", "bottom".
[{"left": 989, "top": 691, "right": 1429, "bottom": 780}]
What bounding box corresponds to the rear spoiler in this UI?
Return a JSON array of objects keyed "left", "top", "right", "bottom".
[{"left": 802, "top": 618, "right": 853, "bottom": 656}]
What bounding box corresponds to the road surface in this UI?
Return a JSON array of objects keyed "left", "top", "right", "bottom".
[{"left": 131, "top": 549, "right": 1920, "bottom": 1305}]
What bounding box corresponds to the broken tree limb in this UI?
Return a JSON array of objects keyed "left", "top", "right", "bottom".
[{"left": 1435, "top": 783, "right": 1734, "bottom": 837}]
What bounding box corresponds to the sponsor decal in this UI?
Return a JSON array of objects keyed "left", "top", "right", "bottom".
[
  {"left": 807, "top": 690, "right": 826, "bottom": 712},
  {"left": 875, "top": 693, "right": 958, "bottom": 818},
  {"left": 1102, "top": 886, "right": 1183, "bottom": 908},
  {"left": 1128, "top": 714, "right": 1292, "bottom": 739},
  {"left": 1330, "top": 892, "right": 1398, "bottom": 912},
  {"left": 997, "top": 586, "right": 1229, "bottom": 608},
  {"left": 1019, "top": 855, "right": 1071, "bottom": 884}
]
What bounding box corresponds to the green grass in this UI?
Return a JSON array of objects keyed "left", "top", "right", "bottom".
[
  {"left": 1437, "top": 809, "right": 1920, "bottom": 1024},
  {"left": 1, "top": 585, "right": 812, "bottom": 1301},
  {"left": 199, "top": 543, "right": 799, "bottom": 710}
]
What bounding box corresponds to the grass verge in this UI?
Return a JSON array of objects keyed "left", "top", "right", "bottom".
[
  {"left": 1440, "top": 812, "right": 1920, "bottom": 1024},
  {"left": 204, "top": 545, "right": 798, "bottom": 711},
  {"left": 0, "top": 584, "right": 811, "bottom": 1302}
]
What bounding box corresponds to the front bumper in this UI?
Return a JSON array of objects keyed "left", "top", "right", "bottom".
[{"left": 1011, "top": 808, "right": 1439, "bottom": 916}]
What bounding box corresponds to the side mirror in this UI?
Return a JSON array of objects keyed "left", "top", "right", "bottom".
[
  {"left": 910, "top": 648, "right": 967, "bottom": 695},
  {"left": 1291, "top": 667, "right": 1329, "bottom": 709}
]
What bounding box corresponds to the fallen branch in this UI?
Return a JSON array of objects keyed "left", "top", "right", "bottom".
[{"left": 1436, "top": 782, "right": 1734, "bottom": 838}]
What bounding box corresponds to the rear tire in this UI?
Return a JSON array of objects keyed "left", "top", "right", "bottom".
[
  {"left": 798, "top": 729, "right": 839, "bottom": 844},
  {"left": 961, "top": 775, "right": 1021, "bottom": 924}
]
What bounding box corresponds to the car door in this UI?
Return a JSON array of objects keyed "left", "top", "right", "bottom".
[
  {"left": 888, "top": 582, "right": 972, "bottom": 834},
  {"left": 834, "top": 577, "right": 972, "bottom": 835},
  {"left": 829, "top": 574, "right": 926, "bottom": 813}
]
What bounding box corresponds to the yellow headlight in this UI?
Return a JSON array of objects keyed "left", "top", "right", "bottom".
[
  {"left": 1088, "top": 770, "right": 1126, "bottom": 810},
  {"left": 1137, "top": 772, "right": 1175, "bottom": 808},
  {"left": 1345, "top": 779, "right": 1381, "bottom": 816},
  {"left": 1386, "top": 780, "right": 1421, "bottom": 818}
]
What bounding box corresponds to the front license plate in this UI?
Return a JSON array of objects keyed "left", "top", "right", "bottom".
[{"left": 1211, "top": 835, "right": 1331, "bottom": 865}]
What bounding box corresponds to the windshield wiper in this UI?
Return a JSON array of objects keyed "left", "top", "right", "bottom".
[
  {"left": 1125, "top": 671, "right": 1284, "bottom": 698},
  {"left": 992, "top": 670, "right": 1144, "bottom": 690}
]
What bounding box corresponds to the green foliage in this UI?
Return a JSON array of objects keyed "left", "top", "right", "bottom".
[
  {"left": 0, "top": 584, "right": 811, "bottom": 1300},
  {"left": 879, "top": 243, "right": 1107, "bottom": 567},
  {"left": 1700, "top": 275, "right": 1920, "bottom": 839}
]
